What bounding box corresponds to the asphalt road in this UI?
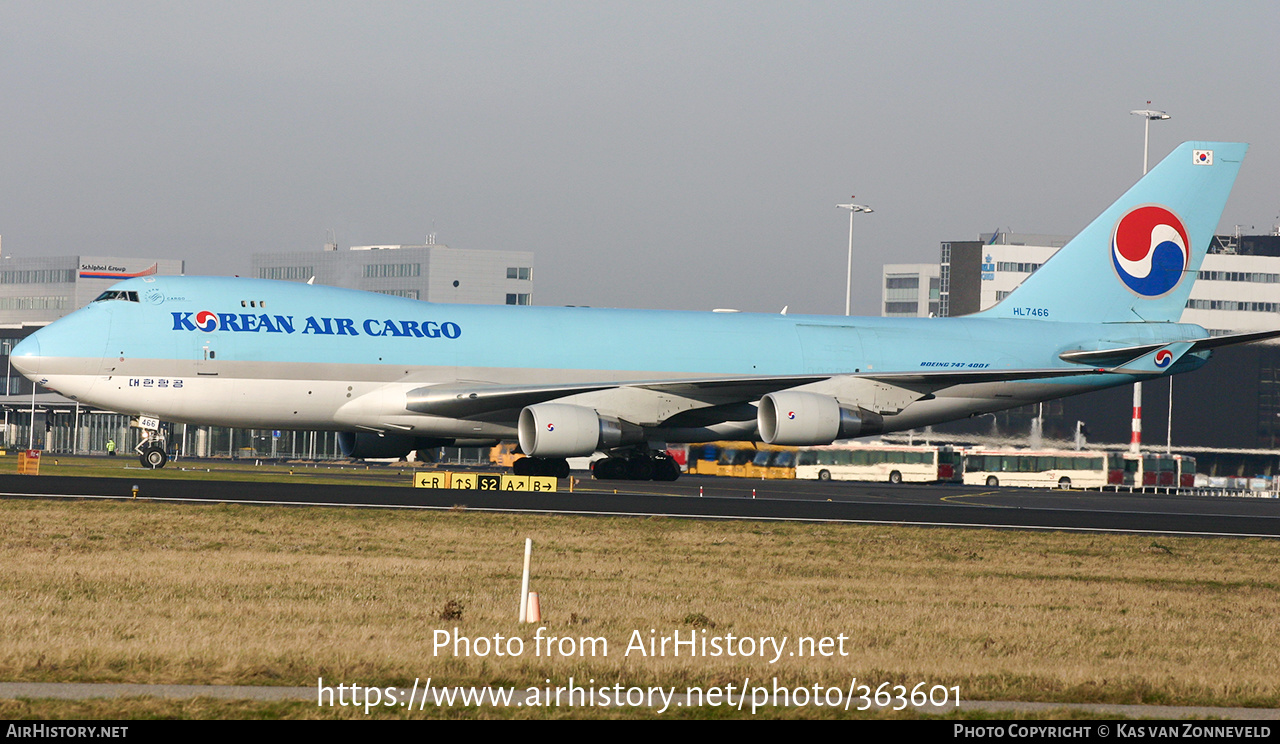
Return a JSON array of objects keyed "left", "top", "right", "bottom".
[{"left": 1, "top": 471, "right": 1278, "bottom": 538}]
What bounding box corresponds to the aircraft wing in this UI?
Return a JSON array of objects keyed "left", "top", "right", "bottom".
[
  {"left": 404, "top": 375, "right": 834, "bottom": 418},
  {"left": 1188, "top": 328, "right": 1280, "bottom": 350},
  {"left": 403, "top": 367, "right": 1110, "bottom": 422}
]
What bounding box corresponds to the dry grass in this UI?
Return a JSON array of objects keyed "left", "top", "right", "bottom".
[
  {"left": 0, "top": 453, "right": 415, "bottom": 486},
  {"left": 0, "top": 498, "right": 1277, "bottom": 708}
]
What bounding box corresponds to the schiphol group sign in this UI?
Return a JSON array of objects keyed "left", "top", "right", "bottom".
[{"left": 79, "top": 259, "right": 160, "bottom": 280}]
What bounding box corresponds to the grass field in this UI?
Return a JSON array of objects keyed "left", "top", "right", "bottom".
[
  {"left": 0, "top": 452, "right": 417, "bottom": 486},
  {"left": 0, "top": 486, "right": 1277, "bottom": 718}
]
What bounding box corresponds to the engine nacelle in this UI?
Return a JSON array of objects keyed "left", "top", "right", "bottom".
[
  {"left": 757, "top": 391, "right": 882, "bottom": 446},
  {"left": 518, "top": 403, "right": 643, "bottom": 458},
  {"left": 338, "top": 431, "right": 454, "bottom": 459}
]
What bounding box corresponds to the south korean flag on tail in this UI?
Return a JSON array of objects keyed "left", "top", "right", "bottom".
[{"left": 1193, "top": 149, "right": 1213, "bottom": 165}]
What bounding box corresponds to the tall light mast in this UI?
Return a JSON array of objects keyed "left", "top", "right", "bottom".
[
  {"left": 836, "top": 200, "right": 874, "bottom": 316},
  {"left": 1128, "top": 105, "right": 1171, "bottom": 455}
]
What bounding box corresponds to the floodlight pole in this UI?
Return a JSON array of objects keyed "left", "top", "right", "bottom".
[
  {"left": 1128, "top": 106, "right": 1170, "bottom": 455},
  {"left": 836, "top": 201, "right": 874, "bottom": 316},
  {"left": 3, "top": 341, "right": 10, "bottom": 449}
]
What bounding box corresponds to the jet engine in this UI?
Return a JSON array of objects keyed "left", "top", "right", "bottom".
[
  {"left": 337, "top": 431, "right": 454, "bottom": 459},
  {"left": 517, "top": 403, "right": 644, "bottom": 458},
  {"left": 757, "top": 391, "right": 883, "bottom": 446}
]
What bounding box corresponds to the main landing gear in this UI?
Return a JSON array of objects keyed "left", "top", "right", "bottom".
[
  {"left": 510, "top": 448, "right": 682, "bottom": 482},
  {"left": 512, "top": 456, "right": 571, "bottom": 479},
  {"left": 591, "top": 449, "right": 680, "bottom": 482}
]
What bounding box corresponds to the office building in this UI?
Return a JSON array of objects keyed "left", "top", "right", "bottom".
[{"left": 252, "top": 242, "right": 535, "bottom": 306}]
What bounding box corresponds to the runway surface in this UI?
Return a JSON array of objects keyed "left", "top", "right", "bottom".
[{"left": 2, "top": 471, "right": 1278, "bottom": 538}]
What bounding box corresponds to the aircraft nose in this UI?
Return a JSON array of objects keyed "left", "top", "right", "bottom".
[{"left": 10, "top": 335, "right": 42, "bottom": 377}]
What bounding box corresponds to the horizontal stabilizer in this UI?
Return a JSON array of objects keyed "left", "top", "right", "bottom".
[
  {"left": 1106, "top": 341, "right": 1194, "bottom": 376},
  {"left": 1060, "top": 328, "right": 1280, "bottom": 368}
]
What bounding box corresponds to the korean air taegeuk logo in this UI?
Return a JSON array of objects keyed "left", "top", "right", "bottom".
[
  {"left": 1111, "top": 205, "right": 1190, "bottom": 298},
  {"left": 194, "top": 310, "right": 219, "bottom": 332}
]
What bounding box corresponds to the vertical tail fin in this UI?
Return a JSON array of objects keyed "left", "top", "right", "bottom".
[{"left": 977, "top": 141, "right": 1247, "bottom": 323}]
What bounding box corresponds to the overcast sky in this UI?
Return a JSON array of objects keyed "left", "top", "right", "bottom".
[{"left": 1, "top": 1, "right": 1276, "bottom": 315}]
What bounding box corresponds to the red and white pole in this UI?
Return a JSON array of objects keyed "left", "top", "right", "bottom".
[{"left": 1129, "top": 383, "right": 1142, "bottom": 454}]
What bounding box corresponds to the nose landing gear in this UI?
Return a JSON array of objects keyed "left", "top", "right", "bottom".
[
  {"left": 139, "top": 442, "right": 168, "bottom": 469},
  {"left": 134, "top": 415, "right": 170, "bottom": 469}
]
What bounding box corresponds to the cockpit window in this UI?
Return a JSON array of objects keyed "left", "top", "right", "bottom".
[{"left": 93, "top": 291, "right": 140, "bottom": 303}]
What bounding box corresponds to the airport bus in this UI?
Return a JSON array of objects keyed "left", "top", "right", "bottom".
[
  {"left": 795, "top": 443, "right": 961, "bottom": 484},
  {"left": 686, "top": 442, "right": 750, "bottom": 477},
  {"left": 1174, "top": 454, "right": 1198, "bottom": 489},
  {"left": 686, "top": 442, "right": 796, "bottom": 478},
  {"left": 742, "top": 446, "right": 798, "bottom": 479},
  {"left": 1106, "top": 452, "right": 1197, "bottom": 491},
  {"left": 962, "top": 449, "right": 1108, "bottom": 489}
]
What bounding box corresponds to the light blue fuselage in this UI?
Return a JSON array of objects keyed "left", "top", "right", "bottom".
[{"left": 11, "top": 275, "right": 1207, "bottom": 439}]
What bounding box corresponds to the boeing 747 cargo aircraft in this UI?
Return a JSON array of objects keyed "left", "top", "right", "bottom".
[{"left": 12, "top": 141, "right": 1273, "bottom": 479}]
